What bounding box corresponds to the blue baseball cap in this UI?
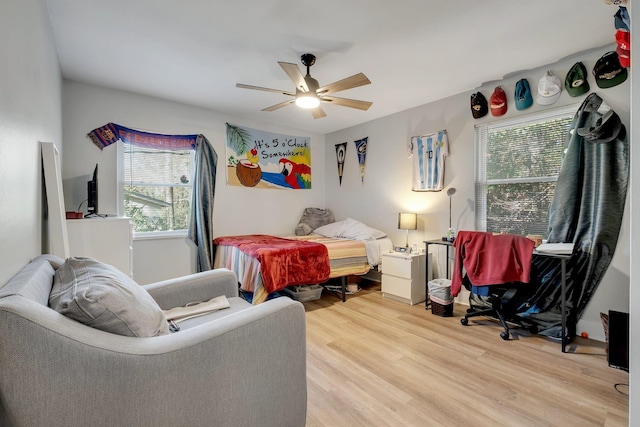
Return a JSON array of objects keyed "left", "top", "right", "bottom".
[
  {"left": 614, "top": 6, "right": 630, "bottom": 31},
  {"left": 515, "top": 79, "right": 533, "bottom": 110}
]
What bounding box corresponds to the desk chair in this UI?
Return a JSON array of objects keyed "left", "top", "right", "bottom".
[
  {"left": 452, "top": 231, "right": 535, "bottom": 340},
  {"left": 460, "top": 277, "right": 537, "bottom": 340}
]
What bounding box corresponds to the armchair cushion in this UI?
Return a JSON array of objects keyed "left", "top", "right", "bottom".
[{"left": 49, "top": 257, "right": 169, "bottom": 337}]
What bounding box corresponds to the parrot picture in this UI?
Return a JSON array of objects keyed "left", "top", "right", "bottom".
[{"left": 279, "top": 158, "right": 311, "bottom": 189}]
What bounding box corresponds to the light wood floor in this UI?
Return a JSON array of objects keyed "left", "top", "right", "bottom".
[{"left": 301, "top": 282, "right": 629, "bottom": 427}]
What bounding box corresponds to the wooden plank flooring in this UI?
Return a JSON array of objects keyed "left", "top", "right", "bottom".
[{"left": 301, "top": 282, "right": 629, "bottom": 427}]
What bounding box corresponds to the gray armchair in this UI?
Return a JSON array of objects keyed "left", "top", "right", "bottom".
[{"left": 0, "top": 255, "right": 307, "bottom": 427}]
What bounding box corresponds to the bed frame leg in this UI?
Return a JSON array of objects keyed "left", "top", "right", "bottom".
[{"left": 341, "top": 276, "right": 346, "bottom": 302}]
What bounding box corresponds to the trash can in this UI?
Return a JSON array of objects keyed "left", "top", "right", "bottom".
[{"left": 428, "top": 278, "right": 454, "bottom": 317}]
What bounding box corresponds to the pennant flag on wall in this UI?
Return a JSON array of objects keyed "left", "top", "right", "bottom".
[
  {"left": 335, "top": 142, "right": 347, "bottom": 185},
  {"left": 354, "top": 137, "right": 368, "bottom": 184}
]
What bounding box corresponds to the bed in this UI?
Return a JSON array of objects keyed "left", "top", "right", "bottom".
[{"left": 213, "top": 219, "right": 393, "bottom": 304}]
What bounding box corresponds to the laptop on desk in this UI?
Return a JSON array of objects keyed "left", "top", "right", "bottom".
[{"left": 535, "top": 243, "right": 574, "bottom": 255}]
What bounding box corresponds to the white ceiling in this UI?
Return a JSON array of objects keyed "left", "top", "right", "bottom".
[{"left": 45, "top": 0, "right": 617, "bottom": 135}]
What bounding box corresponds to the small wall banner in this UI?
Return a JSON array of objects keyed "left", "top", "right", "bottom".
[
  {"left": 225, "top": 123, "right": 311, "bottom": 189},
  {"left": 354, "top": 137, "right": 368, "bottom": 184},
  {"left": 335, "top": 142, "right": 347, "bottom": 185}
]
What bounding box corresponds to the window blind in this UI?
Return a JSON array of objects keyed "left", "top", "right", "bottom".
[{"left": 475, "top": 105, "right": 576, "bottom": 235}]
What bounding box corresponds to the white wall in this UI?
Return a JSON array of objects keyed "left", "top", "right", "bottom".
[
  {"left": 0, "top": 0, "right": 62, "bottom": 285},
  {"left": 62, "top": 80, "right": 326, "bottom": 284},
  {"left": 326, "top": 44, "right": 630, "bottom": 342}
]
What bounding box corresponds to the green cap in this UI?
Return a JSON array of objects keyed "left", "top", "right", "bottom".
[{"left": 565, "top": 62, "right": 589, "bottom": 97}]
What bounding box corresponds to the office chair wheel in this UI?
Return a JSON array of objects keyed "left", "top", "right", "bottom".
[
  {"left": 500, "top": 331, "right": 510, "bottom": 340},
  {"left": 461, "top": 318, "right": 469, "bottom": 326}
]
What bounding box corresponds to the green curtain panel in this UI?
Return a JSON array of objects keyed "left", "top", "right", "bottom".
[{"left": 519, "top": 93, "right": 629, "bottom": 339}]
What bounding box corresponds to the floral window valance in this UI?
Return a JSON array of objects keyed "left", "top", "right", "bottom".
[{"left": 87, "top": 122, "right": 198, "bottom": 150}]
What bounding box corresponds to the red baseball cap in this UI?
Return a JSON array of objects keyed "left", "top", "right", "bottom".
[
  {"left": 617, "top": 46, "right": 630, "bottom": 68},
  {"left": 616, "top": 29, "right": 630, "bottom": 51},
  {"left": 490, "top": 86, "right": 507, "bottom": 116}
]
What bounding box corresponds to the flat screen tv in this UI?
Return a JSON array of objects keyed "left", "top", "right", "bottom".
[
  {"left": 85, "top": 163, "right": 98, "bottom": 217},
  {"left": 608, "top": 310, "right": 629, "bottom": 372}
]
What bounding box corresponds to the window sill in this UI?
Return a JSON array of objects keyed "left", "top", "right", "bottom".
[{"left": 133, "top": 230, "right": 188, "bottom": 241}]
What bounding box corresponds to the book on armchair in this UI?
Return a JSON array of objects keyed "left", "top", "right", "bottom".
[{"left": 163, "top": 295, "right": 230, "bottom": 323}]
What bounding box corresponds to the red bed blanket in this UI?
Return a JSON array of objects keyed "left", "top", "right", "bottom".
[{"left": 213, "top": 234, "right": 331, "bottom": 293}]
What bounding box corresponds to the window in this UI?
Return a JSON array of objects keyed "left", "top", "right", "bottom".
[
  {"left": 121, "top": 143, "right": 194, "bottom": 234},
  {"left": 475, "top": 106, "right": 575, "bottom": 236}
]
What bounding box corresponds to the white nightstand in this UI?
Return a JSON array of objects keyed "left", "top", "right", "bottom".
[{"left": 380, "top": 252, "right": 432, "bottom": 305}]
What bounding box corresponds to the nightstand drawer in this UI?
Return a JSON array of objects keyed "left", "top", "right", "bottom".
[
  {"left": 381, "top": 254, "right": 417, "bottom": 280},
  {"left": 382, "top": 275, "right": 425, "bottom": 305}
]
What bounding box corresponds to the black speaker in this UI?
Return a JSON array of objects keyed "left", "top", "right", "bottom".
[{"left": 607, "top": 310, "right": 629, "bottom": 372}]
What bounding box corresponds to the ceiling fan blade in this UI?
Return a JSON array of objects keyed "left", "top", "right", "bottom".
[
  {"left": 311, "top": 106, "right": 327, "bottom": 119},
  {"left": 236, "top": 83, "right": 295, "bottom": 97},
  {"left": 262, "top": 99, "right": 296, "bottom": 112},
  {"left": 278, "top": 61, "right": 308, "bottom": 92},
  {"left": 317, "top": 73, "right": 371, "bottom": 96},
  {"left": 320, "top": 96, "right": 372, "bottom": 111}
]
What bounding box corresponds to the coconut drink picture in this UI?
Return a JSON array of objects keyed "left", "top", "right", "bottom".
[
  {"left": 226, "top": 124, "right": 263, "bottom": 187},
  {"left": 236, "top": 148, "right": 262, "bottom": 187}
]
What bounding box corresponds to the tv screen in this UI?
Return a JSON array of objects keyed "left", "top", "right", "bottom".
[
  {"left": 86, "top": 163, "right": 98, "bottom": 217},
  {"left": 608, "top": 310, "right": 629, "bottom": 372}
]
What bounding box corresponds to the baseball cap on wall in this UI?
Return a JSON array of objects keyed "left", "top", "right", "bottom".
[
  {"left": 593, "top": 51, "right": 628, "bottom": 88},
  {"left": 564, "top": 62, "right": 590, "bottom": 97},
  {"left": 470, "top": 92, "right": 488, "bottom": 119},
  {"left": 536, "top": 71, "right": 562, "bottom": 105},
  {"left": 614, "top": 6, "right": 630, "bottom": 31},
  {"left": 490, "top": 86, "right": 507, "bottom": 116},
  {"left": 514, "top": 79, "right": 533, "bottom": 110},
  {"left": 616, "top": 46, "right": 630, "bottom": 68},
  {"left": 615, "top": 29, "right": 630, "bottom": 51}
]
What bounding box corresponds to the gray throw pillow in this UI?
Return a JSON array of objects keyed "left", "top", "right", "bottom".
[
  {"left": 295, "top": 207, "right": 335, "bottom": 236},
  {"left": 49, "top": 257, "right": 169, "bottom": 337}
]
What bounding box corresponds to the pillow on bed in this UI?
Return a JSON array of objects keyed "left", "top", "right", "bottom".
[
  {"left": 314, "top": 220, "right": 346, "bottom": 237},
  {"left": 337, "top": 218, "right": 387, "bottom": 241},
  {"left": 49, "top": 257, "right": 170, "bottom": 337}
]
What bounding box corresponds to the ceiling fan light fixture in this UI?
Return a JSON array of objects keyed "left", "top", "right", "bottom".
[
  {"left": 295, "top": 93, "right": 320, "bottom": 109},
  {"left": 236, "top": 53, "right": 371, "bottom": 118}
]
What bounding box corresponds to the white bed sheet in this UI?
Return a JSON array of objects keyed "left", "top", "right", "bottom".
[{"left": 364, "top": 238, "right": 394, "bottom": 267}]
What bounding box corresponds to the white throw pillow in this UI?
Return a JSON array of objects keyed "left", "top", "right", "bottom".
[
  {"left": 336, "top": 218, "right": 387, "bottom": 241},
  {"left": 313, "top": 220, "right": 346, "bottom": 238},
  {"left": 49, "top": 257, "right": 169, "bottom": 337}
]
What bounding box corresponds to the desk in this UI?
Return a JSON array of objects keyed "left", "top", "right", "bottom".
[
  {"left": 423, "top": 239, "right": 453, "bottom": 310},
  {"left": 533, "top": 251, "right": 572, "bottom": 353}
]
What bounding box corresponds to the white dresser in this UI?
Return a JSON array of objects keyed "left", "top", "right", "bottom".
[
  {"left": 381, "top": 252, "right": 431, "bottom": 305},
  {"left": 66, "top": 217, "right": 133, "bottom": 277}
]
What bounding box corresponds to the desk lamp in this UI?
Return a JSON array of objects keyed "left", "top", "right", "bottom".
[
  {"left": 443, "top": 187, "right": 456, "bottom": 241},
  {"left": 398, "top": 212, "right": 417, "bottom": 249}
]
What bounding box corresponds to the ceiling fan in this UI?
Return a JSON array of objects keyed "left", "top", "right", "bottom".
[{"left": 236, "top": 53, "right": 372, "bottom": 119}]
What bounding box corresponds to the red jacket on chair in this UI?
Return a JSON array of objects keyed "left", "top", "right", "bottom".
[{"left": 451, "top": 231, "right": 535, "bottom": 297}]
